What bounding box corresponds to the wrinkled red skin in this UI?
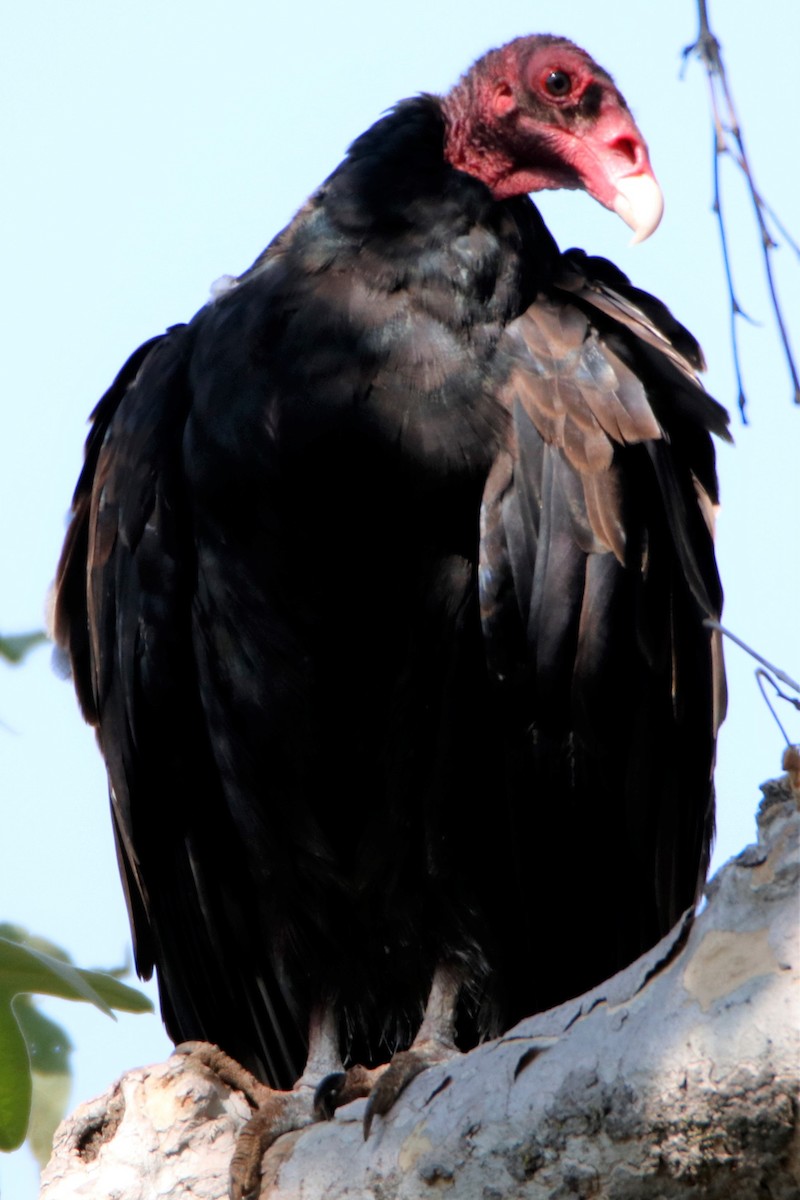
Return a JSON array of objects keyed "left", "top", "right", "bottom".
[{"left": 442, "top": 38, "right": 657, "bottom": 210}]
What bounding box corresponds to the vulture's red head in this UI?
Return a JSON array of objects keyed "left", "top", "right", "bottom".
[{"left": 442, "top": 34, "right": 663, "bottom": 243}]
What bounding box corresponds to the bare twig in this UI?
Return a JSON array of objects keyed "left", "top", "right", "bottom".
[
  {"left": 704, "top": 619, "right": 799, "bottom": 693},
  {"left": 756, "top": 670, "right": 800, "bottom": 747},
  {"left": 705, "top": 619, "right": 800, "bottom": 750},
  {"left": 684, "top": 0, "right": 800, "bottom": 418}
]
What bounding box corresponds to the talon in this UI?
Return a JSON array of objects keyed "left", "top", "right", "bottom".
[
  {"left": 363, "top": 965, "right": 462, "bottom": 1137},
  {"left": 315, "top": 1063, "right": 384, "bottom": 1120},
  {"left": 314, "top": 1071, "right": 347, "bottom": 1120},
  {"left": 363, "top": 1050, "right": 431, "bottom": 1139},
  {"left": 229, "top": 1091, "right": 319, "bottom": 1199},
  {"left": 230, "top": 1109, "right": 275, "bottom": 1200}
]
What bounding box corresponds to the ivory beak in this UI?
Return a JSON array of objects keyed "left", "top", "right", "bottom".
[{"left": 612, "top": 171, "right": 664, "bottom": 245}]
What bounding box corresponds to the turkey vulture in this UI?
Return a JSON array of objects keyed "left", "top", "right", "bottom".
[{"left": 55, "top": 29, "right": 727, "bottom": 1174}]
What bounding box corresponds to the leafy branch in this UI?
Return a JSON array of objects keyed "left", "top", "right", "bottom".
[{"left": 0, "top": 925, "right": 151, "bottom": 1165}]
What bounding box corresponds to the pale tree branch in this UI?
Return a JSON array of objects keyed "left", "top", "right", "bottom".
[{"left": 39, "top": 779, "right": 800, "bottom": 1199}]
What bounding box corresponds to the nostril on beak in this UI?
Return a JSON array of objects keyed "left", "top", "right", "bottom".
[{"left": 609, "top": 135, "right": 641, "bottom": 168}]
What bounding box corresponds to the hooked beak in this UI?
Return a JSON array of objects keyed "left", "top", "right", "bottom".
[
  {"left": 612, "top": 171, "right": 664, "bottom": 244},
  {"left": 570, "top": 104, "right": 665, "bottom": 245}
]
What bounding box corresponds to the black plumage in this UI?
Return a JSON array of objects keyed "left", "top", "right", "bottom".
[{"left": 55, "top": 38, "right": 727, "bottom": 1094}]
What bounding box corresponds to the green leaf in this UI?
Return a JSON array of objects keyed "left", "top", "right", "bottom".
[
  {"left": 13, "top": 1000, "right": 72, "bottom": 1166},
  {"left": 0, "top": 938, "right": 114, "bottom": 1016},
  {"left": 14, "top": 998, "right": 72, "bottom": 1075},
  {"left": 0, "top": 937, "right": 152, "bottom": 1017},
  {"left": 0, "top": 998, "right": 31, "bottom": 1151},
  {"left": 28, "top": 1069, "right": 71, "bottom": 1168},
  {"left": 69, "top": 966, "right": 153, "bottom": 1015},
  {"left": 0, "top": 929, "right": 152, "bottom": 1155},
  {"left": 0, "top": 925, "right": 71, "bottom": 965},
  {"left": 0, "top": 632, "right": 48, "bottom": 665}
]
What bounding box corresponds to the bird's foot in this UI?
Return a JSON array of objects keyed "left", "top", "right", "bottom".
[
  {"left": 175, "top": 1041, "right": 319, "bottom": 1200},
  {"left": 363, "top": 1039, "right": 459, "bottom": 1138},
  {"left": 313, "top": 1062, "right": 387, "bottom": 1119},
  {"left": 229, "top": 1088, "right": 318, "bottom": 1200},
  {"left": 360, "top": 963, "right": 462, "bottom": 1137},
  {"left": 315, "top": 1042, "right": 458, "bottom": 1138}
]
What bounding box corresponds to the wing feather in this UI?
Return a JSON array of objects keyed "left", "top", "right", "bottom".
[
  {"left": 479, "top": 249, "right": 726, "bottom": 993},
  {"left": 54, "top": 326, "right": 308, "bottom": 1088}
]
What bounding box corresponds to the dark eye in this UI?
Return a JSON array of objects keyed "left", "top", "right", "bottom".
[{"left": 545, "top": 70, "right": 572, "bottom": 97}]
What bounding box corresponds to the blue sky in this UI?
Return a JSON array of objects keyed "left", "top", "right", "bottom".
[{"left": 2, "top": 3, "right": 798, "bottom": 1194}]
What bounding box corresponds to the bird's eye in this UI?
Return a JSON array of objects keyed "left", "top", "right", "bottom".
[{"left": 545, "top": 70, "right": 572, "bottom": 97}]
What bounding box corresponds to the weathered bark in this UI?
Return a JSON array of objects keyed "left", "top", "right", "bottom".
[{"left": 40, "top": 780, "right": 800, "bottom": 1199}]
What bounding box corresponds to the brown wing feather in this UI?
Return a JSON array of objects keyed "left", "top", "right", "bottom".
[
  {"left": 478, "top": 253, "right": 726, "bottom": 1006},
  {"left": 498, "top": 297, "right": 664, "bottom": 563}
]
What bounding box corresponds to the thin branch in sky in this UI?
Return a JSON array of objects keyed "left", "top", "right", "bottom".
[
  {"left": 684, "top": 0, "right": 800, "bottom": 419},
  {"left": 755, "top": 670, "right": 800, "bottom": 748},
  {"left": 704, "top": 620, "right": 800, "bottom": 694},
  {"left": 705, "top": 619, "right": 800, "bottom": 756}
]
